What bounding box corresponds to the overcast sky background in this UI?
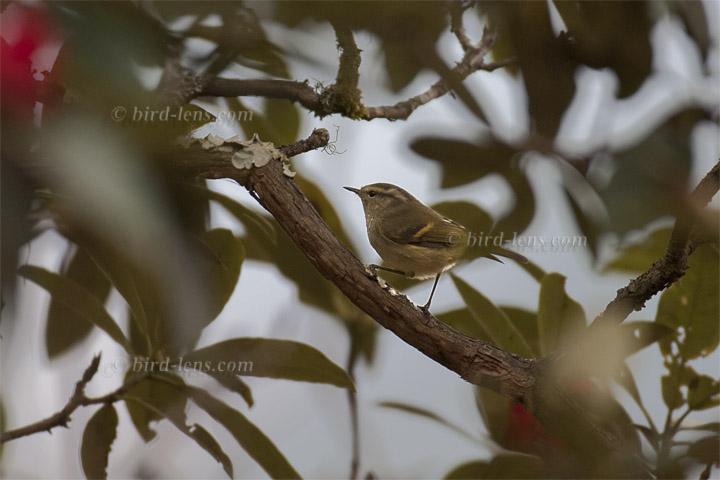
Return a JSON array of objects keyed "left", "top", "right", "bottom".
[{"left": 2, "top": 2, "right": 719, "bottom": 478}]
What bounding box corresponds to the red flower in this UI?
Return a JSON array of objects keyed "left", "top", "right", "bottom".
[{"left": 1, "top": 4, "right": 59, "bottom": 118}]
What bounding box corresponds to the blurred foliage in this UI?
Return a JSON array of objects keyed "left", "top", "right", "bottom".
[
  {"left": 1, "top": 0, "right": 717, "bottom": 478},
  {"left": 651, "top": 244, "right": 720, "bottom": 477},
  {"left": 605, "top": 226, "right": 674, "bottom": 273},
  {"left": 551, "top": 1, "right": 652, "bottom": 98},
  {"left": 536, "top": 273, "right": 585, "bottom": 355},
  {"left": 272, "top": 1, "right": 448, "bottom": 92},
  {"left": 435, "top": 267, "right": 670, "bottom": 477},
  {"left": 480, "top": 2, "right": 577, "bottom": 137},
  {"left": 45, "top": 246, "right": 113, "bottom": 357},
  {"left": 81, "top": 404, "right": 118, "bottom": 480},
  {"left": 411, "top": 139, "right": 534, "bottom": 238}
]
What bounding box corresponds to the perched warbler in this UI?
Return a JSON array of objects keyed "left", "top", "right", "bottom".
[{"left": 344, "top": 183, "right": 528, "bottom": 311}]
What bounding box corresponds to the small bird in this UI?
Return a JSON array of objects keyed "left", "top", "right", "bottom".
[{"left": 345, "top": 183, "right": 528, "bottom": 311}]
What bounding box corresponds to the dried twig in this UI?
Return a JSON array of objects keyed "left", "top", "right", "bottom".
[
  {"left": 174, "top": 10, "right": 516, "bottom": 121},
  {"left": 592, "top": 161, "right": 719, "bottom": 327},
  {"left": 1, "top": 355, "right": 144, "bottom": 443}
]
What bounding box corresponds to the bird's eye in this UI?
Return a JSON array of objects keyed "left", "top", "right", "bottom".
[{"left": 368, "top": 191, "right": 376, "bottom": 197}]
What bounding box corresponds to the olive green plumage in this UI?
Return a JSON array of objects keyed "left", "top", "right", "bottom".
[{"left": 345, "top": 182, "right": 527, "bottom": 310}]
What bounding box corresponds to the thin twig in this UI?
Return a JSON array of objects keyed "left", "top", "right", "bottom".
[
  {"left": 346, "top": 346, "right": 360, "bottom": 480},
  {"left": 183, "top": 24, "right": 515, "bottom": 121},
  {"left": 449, "top": 1, "right": 475, "bottom": 52},
  {"left": 365, "top": 26, "right": 515, "bottom": 120},
  {"left": 278, "top": 128, "right": 331, "bottom": 158},
  {"left": 592, "top": 161, "right": 719, "bottom": 327},
  {"left": 332, "top": 23, "right": 362, "bottom": 92},
  {"left": 1, "top": 355, "right": 145, "bottom": 443}
]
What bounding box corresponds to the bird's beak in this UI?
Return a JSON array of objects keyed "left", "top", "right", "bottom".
[{"left": 343, "top": 186, "right": 361, "bottom": 195}]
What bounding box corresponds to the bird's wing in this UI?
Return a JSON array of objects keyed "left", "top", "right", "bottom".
[{"left": 381, "top": 215, "right": 464, "bottom": 248}]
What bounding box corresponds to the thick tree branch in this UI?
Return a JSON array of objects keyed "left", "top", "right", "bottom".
[
  {"left": 175, "top": 132, "right": 537, "bottom": 401},
  {"left": 10, "top": 130, "right": 653, "bottom": 474},
  {"left": 0, "top": 355, "right": 144, "bottom": 443},
  {"left": 169, "top": 131, "right": 663, "bottom": 476},
  {"left": 592, "top": 161, "right": 719, "bottom": 328},
  {"left": 199, "top": 77, "right": 321, "bottom": 112}
]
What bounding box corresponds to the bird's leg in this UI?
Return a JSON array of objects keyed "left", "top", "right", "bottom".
[
  {"left": 366, "top": 264, "right": 406, "bottom": 279},
  {"left": 421, "top": 273, "right": 442, "bottom": 312}
]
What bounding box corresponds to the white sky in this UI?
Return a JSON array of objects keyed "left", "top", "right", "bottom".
[{"left": 2, "top": 2, "right": 719, "bottom": 478}]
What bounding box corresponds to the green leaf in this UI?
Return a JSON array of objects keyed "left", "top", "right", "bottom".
[
  {"left": 517, "top": 260, "right": 547, "bottom": 283},
  {"left": 82, "top": 240, "right": 155, "bottom": 353},
  {"left": 618, "top": 321, "right": 675, "bottom": 357},
  {"left": 199, "top": 186, "right": 276, "bottom": 244},
  {"left": 537, "top": 273, "right": 586, "bottom": 355},
  {"left": 187, "top": 424, "right": 234, "bottom": 478},
  {"left": 225, "top": 97, "right": 299, "bottom": 146},
  {"left": 198, "top": 228, "right": 245, "bottom": 324},
  {"left": 656, "top": 244, "right": 719, "bottom": 360},
  {"left": 445, "top": 453, "right": 542, "bottom": 479},
  {"left": 601, "top": 112, "right": 697, "bottom": 236},
  {"left": 46, "top": 246, "right": 112, "bottom": 358},
  {"left": 489, "top": 2, "right": 576, "bottom": 136},
  {"left": 410, "top": 138, "right": 517, "bottom": 189},
  {"left": 686, "top": 435, "right": 720, "bottom": 464},
  {"left": 473, "top": 387, "right": 511, "bottom": 450},
  {"left": 562, "top": 185, "right": 605, "bottom": 259},
  {"left": 184, "top": 384, "right": 302, "bottom": 479},
  {"left": 490, "top": 171, "right": 535, "bottom": 238},
  {"left": 552, "top": 1, "right": 652, "bottom": 98},
  {"left": 296, "top": 175, "right": 354, "bottom": 248},
  {"left": 378, "top": 401, "right": 482, "bottom": 444},
  {"left": 239, "top": 205, "right": 340, "bottom": 315},
  {"left": 183, "top": 338, "right": 355, "bottom": 390},
  {"left": 634, "top": 424, "right": 659, "bottom": 452},
  {"left": 444, "top": 460, "right": 490, "bottom": 479},
  {"left": 265, "top": 98, "right": 300, "bottom": 146},
  {"left": 687, "top": 374, "right": 720, "bottom": 410},
  {"left": 125, "top": 378, "right": 233, "bottom": 479},
  {"left": 605, "top": 227, "right": 673, "bottom": 273},
  {"left": 681, "top": 422, "right": 720, "bottom": 433},
  {"left": 438, "top": 307, "right": 540, "bottom": 358},
  {"left": 615, "top": 363, "right": 644, "bottom": 410},
  {"left": 484, "top": 453, "right": 543, "bottom": 478},
  {"left": 81, "top": 404, "right": 118, "bottom": 480},
  {"left": 661, "top": 364, "right": 696, "bottom": 411},
  {"left": 436, "top": 308, "right": 491, "bottom": 343},
  {"left": 451, "top": 275, "right": 534, "bottom": 358},
  {"left": 18, "top": 265, "right": 133, "bottom": 355},
  {"left": 205, "top": 371, "right": 254, "bottom": 408},
  {"left": 500, "top": 307, "right": 540, "bottom": 358},
  {"left": 125, "top": 372, "right": 188, "bottom": 442}
]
